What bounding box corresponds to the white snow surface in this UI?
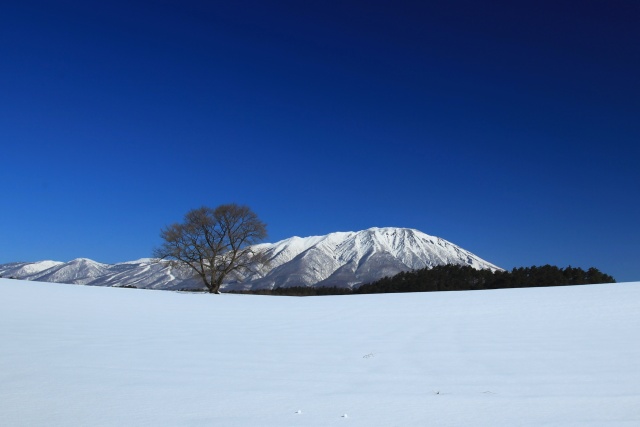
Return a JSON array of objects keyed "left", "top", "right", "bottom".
[
  {"left": 0, "top": 227, "right": 500, "bottom": 290},
  {"left": 1, "top": 278, "right": 639, "bottom": 426}
]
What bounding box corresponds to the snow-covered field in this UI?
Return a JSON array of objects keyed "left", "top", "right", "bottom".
[{"left": 1, "top": 278, "right": 639, "bottom": 426}]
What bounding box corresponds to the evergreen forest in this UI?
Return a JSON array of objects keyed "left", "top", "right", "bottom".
[{"left": 226, "top": 265, "right": 615, "bottom": 296}]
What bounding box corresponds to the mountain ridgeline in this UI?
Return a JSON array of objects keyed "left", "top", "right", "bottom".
[
  {"left": 0, "top": 227, "right": 614, "bottom": 293},
  {"left": 227, "top": 227, "right": 501, "bottom": 290},
  {"left": 0, "top": 228, "right": 500, "bottom": 291}
]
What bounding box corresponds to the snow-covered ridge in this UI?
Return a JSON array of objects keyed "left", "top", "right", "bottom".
[
  {"left": 0, "top": 257, "right": 200, "bottom": 290},
  {"left": 0, "top": 227, "right": 500, "bottom": 290},
  {"left": 228, "top": 227, "right": 501, "bottom": 290},
  {"left": 0, "top": 260, "right": 64, "bottom": 278}
]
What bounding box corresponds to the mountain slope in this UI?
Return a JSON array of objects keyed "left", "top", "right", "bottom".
[
  {"left": 0, "top": 258, "right": 198, "bottom": 290},
  {"left": 0, "top": 260, "right": 63, "bottom": 278},
  {"left": 0, "top": 227, "right": 500, "bottom": 290},
  {"left": 227, "top": 227, "right": 500, "bottom": 290},
  {"left": 27, "top": 258, "right": 110, "bottom": 285}
]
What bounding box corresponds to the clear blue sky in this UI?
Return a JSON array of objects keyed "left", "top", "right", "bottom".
[{"left": 1, "top": 0, "right": 638, "bottom": 281}]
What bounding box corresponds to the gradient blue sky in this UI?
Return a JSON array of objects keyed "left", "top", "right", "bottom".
[{"left": 1, "top": 0, "right": 638, "bottom": 281}]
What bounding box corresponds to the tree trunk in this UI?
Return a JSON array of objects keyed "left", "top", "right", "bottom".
[{"left": 211, "top": 280, "right": 222, "bottom": 294}]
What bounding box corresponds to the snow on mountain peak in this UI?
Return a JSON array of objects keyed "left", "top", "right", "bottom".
[
  {"left": 0, "top": 227, "right": 500, "bottom": 291},
  {"left": 226, "top": 227, "right": 500, "bottom": 290}
]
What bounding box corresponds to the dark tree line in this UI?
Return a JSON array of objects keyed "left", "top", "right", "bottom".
[
  {"left": 356, "top": 264, "right": 615, "bottom": 294},
  {"left": 227, "top": 286, "right": 353, "bottom": 296},
  {"left": 226, "top": 264, "right": 615, "bottom": 296}
]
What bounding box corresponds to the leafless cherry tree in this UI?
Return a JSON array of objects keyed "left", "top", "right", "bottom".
[{"left": 154, "top": 204, "right": 268, "bottom": 293}]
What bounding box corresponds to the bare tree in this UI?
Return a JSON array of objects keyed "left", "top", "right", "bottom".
[{"left": 154, "top": 204, "right": 268, "bottom": 293}]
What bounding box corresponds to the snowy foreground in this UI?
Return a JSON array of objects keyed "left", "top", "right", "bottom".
[{"left": 1, "top": 279, "right": 639, "bottom": 426}]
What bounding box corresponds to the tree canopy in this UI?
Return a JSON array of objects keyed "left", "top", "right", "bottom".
[{"left": 154, "top": 204, "right": 268, "bottom": 293}]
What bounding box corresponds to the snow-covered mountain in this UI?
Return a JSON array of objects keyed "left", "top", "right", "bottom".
[
  {"left": 227, "top": 227, "right": 501, "bottom": 290},
  {"left": 0, "top": 227, "right": 500, "bottom": 290},
  {"left": 0, "top": 260, "right": 64, "bottom": 278},
  {"left": 0, "top": 258, "right": 201, "bottom": 291}
]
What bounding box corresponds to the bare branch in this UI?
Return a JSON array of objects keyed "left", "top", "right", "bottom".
[{"left": 153, "top": 203, "right": 268, "bottom": 293}]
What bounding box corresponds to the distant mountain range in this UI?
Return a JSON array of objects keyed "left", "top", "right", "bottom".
[{"left": 0, "top": 227, "right": 501, "bottom": 291}]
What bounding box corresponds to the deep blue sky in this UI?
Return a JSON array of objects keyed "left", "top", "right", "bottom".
[{"left": 1, "top": 0, "right": 638, "bottom": 281}]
